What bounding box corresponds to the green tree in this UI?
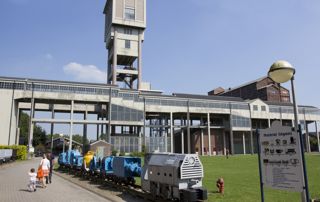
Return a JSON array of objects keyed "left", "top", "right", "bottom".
[{"left": 19, "top": 112, "right": 47, "bottom": 147}]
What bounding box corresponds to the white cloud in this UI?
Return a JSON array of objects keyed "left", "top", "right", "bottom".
[
  {"left": 45, "top": 53, "right": 53, "bottom": 60},
  {"left": 63, "top": 62, "right": 106, "bottom": 83}
]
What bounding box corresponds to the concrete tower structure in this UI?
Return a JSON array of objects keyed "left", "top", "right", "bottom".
[{"left": 104, "top": 0, "right": 146, "bottom": 90}]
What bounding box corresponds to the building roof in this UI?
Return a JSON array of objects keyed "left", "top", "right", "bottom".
[
  {"left": 172, "top": 93, "right": 244, "bottom": 102},
  {"left": 0, "top": 76, "right": 116, "bottom": 88},
  {"left": 217, "top": 76, "right": 268, "bottom": 94}
]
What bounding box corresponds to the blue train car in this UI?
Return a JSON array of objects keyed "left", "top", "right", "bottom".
[
  {"left": 58, "top": 152, "right": 67, "bottom": 166},
  {"left": 89, "top": 156, "right": 101, "bottom": 175},
  {"left": 113, "top": 156, "right": 141, "bottom": 184},
  {"left": 100, "top": 156, "right": 114, "bottom": 177},
  {"left": 74, "top": 156, "right": 83, "bottom": 170}
]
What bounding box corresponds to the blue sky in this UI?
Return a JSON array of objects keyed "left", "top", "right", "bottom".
[{"left": 1, "top": 0, "right": 320, "bottom": 138}]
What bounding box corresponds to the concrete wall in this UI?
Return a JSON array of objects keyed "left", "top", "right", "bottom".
[{"left": 0, "top": 89, "right": 17, "bottom": 145}]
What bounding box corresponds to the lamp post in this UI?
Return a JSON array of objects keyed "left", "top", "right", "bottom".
[{"left": 268, "top": 60, "right": 309, "bottom": 202}]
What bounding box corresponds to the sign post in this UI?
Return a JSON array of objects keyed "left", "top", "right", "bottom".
[{"left": 257, "top": 121, "right": 309, "bottom": 201}]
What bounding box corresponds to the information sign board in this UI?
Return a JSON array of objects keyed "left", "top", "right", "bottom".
[{"left": 259, "top": 121, "right": 304, "bottom": 192}]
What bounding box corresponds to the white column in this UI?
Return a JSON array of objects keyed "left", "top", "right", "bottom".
[
  {"left": 316, "top": 121, "right": 320, "bottom": 152},
  {"left": 137, "top": 30, "right": 142, "bottom": 89},
  {"left": 181, "top": 129, "right": 184, "bottom": 154},
  {"left": 207, "top": 113, "right": 211, "bottom": 156},
  {"left": 201, "top": 129, "right": 204, "bottom": 156},
  {"left": 138, "top": 127, "right": 142, "bottom": 152},
  {"left": 305, "top": 122, "right": 311, "bottom": 153},
  {"left": 170, "top": 112, "right": 173, "bottom": 153},
  {"left": 112, "top": 28, "right": 117, "bottom": 85},
  {"left": 50, "top": 105, "right": 55, "bottom": 151},
  {"left": 250, "top": 130, "right": 254, "bottom": 154},
  {"left": 68, "top": 100, "right": 74, "bottom": 151},
  {"left": 243, "top": 132, "right": 246, "bottom": 154},
  {"left": 28, "top": 98, "right": 35, "bottom": 153}
]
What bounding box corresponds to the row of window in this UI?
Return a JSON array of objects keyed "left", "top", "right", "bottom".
[
  {"left": 111, "top": 104, "right": 143, "bottom": 122},
  {"left": 253, "top": 105, "right": 266, "bottom": 111},
  {"left": 232, "top": 115, "right": 251, "bottom": 128},
  {"left": 0, "top": 82, "right": 111, "bottom": 95}
]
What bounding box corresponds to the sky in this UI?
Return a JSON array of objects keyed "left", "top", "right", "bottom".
[{"left": 1, "top": 0, "right": 320, "bottom": 138}]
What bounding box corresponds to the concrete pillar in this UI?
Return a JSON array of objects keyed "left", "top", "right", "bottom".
[
  {"left": 137, "top": 30, "right": 142, "bottom": 89},
  {"left": 83, "top": 110, "right": 88, "bottom": 155},
  {"left": 181, "top": 129, "right": 185, "bottom": 154},
  {"left": 243, "top": 132, "right": 246, "bottom": 154},
  {"left": 268, "top": 119, "right": 271, "bottom": 128},
  {"left": 28, "top": 98, "right": 35, "bottom": 152},
  {"left": 305, "top": 122, "right": 311, "bottom": 153},
  {"left": 170, "top": 112, "right": 173, "bottom": 153},
  {"left": 15, "top": 107, "right": 20, "bottom": 145},
  {"left": 207, "top": 113, "right": 211, "bottom": 156},
  {"left": 316, "top": 121, "right": 320, "bottom": 152},
  {"left": 223, "top": 131, "right": 226, "bottom": 155},
  {"left": 50, "top": 105, "right": 55, "bottom": 151},
  {"left": 68, "top": 100, "right": 74, "bottom": 151},
  {"left": 112, "top": 28, "right": 118, "bottom": 85},
  {"left": 138, "top": 127, "right": 142, "bottom": 152},
  {"left": 229, "top": 114, "right": 234, "bottom": 155},
  {"left": 248, "top": 104, "right": 254, "bottom": 154},
  {"left": 108, "top": 88, "right": 112, "bottom": 143},
  {"left": 201, "top": 129, "right": 204, "bottom": 156},
  {"left": 143, "top": 98, "right": 146, "bottom": 152},
  {"left": 97, "top": 116, "right": 100, "bottom": 141},
  {"left": 250, "top": 130, "right": 254, "bottom": 154}
]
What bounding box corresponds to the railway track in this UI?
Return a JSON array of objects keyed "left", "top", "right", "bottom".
[{"left": 55, "top": 168, "right": 168, "bottom": 202}]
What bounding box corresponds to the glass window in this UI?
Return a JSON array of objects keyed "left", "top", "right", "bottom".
[
  {"left": 261, "top": 106, "right": 266, "bottom": 111},
  {"left": 125, "top": 7, "right": 135, "bottom": 20},
  {"left": 124, "top": 28, "right": 132, "bottom": 35},
  {"left": 125, "top": 40, "right": 130, "bottom": 49},
  {"left": 253, "top": 105, "right": 258, "bottom": 111}
]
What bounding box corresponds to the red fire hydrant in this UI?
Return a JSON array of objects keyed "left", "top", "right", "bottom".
[{"left": 216, "top": 178, "right": 224, "bottom": 194}]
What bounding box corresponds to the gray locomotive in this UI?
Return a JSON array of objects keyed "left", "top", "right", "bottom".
[{"left": 142, "top": 153, "right": 207, "bottom": 201}]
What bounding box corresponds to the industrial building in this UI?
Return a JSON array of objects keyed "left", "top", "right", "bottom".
[{"left": 0, "top": 0, "right": 320, "bottom": 155}]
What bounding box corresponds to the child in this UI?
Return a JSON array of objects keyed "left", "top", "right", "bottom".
[{"left": 28, "top": 168, "right": 37, "bottom": 192}]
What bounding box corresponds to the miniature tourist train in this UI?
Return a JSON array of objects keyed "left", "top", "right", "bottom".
[{"left": 58, "top": 151, "right": 208, "bottom": 202}]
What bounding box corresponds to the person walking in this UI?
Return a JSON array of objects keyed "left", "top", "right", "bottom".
[
  {"left": 39, "top": 154, "right": 50, "bottom": 187},
  {"left": 48, "top": 153, "right": 55, "bottom": 183}
]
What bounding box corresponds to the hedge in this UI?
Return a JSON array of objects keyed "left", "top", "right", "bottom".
[{"left": 0, "top": 145, "right": 28, "bottom": 160}]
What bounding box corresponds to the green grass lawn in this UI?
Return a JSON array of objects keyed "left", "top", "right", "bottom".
[{"left": 201, "top": 154, "right": 320, "bottom": 202}]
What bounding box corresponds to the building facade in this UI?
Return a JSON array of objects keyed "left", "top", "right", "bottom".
[{"left": 0, "top": 77, "right": 319, "bottom": 155}]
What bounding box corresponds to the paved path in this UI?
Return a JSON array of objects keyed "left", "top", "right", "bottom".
[{"left": 0, "top": 158, "right": 110, "bottom": 202}]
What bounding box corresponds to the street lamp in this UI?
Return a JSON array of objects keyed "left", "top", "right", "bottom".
[{"left": 268, "top": 60, "right": 309, "bottom": 202}]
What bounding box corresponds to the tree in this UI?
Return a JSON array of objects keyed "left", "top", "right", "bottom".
[{"left": 19, "top": 112, "right": 47, "bottom": 146}]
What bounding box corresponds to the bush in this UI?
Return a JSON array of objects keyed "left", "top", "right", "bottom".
[
  {"left": 0, "top": 145, "right": 27, "bottom": 160},
  {"left": 111, "top": 150, "right": 118, "bottom": 156},
  {"left": 119, "top": 151, "right": 125, "bottom": 156},
  {"left": 130, "top": 151, "right": 145, "bottom": 157}
]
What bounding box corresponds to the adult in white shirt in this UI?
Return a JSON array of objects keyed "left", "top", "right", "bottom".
[{"left": 40, "top": 154, "right": 50, "bottom": 187}]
